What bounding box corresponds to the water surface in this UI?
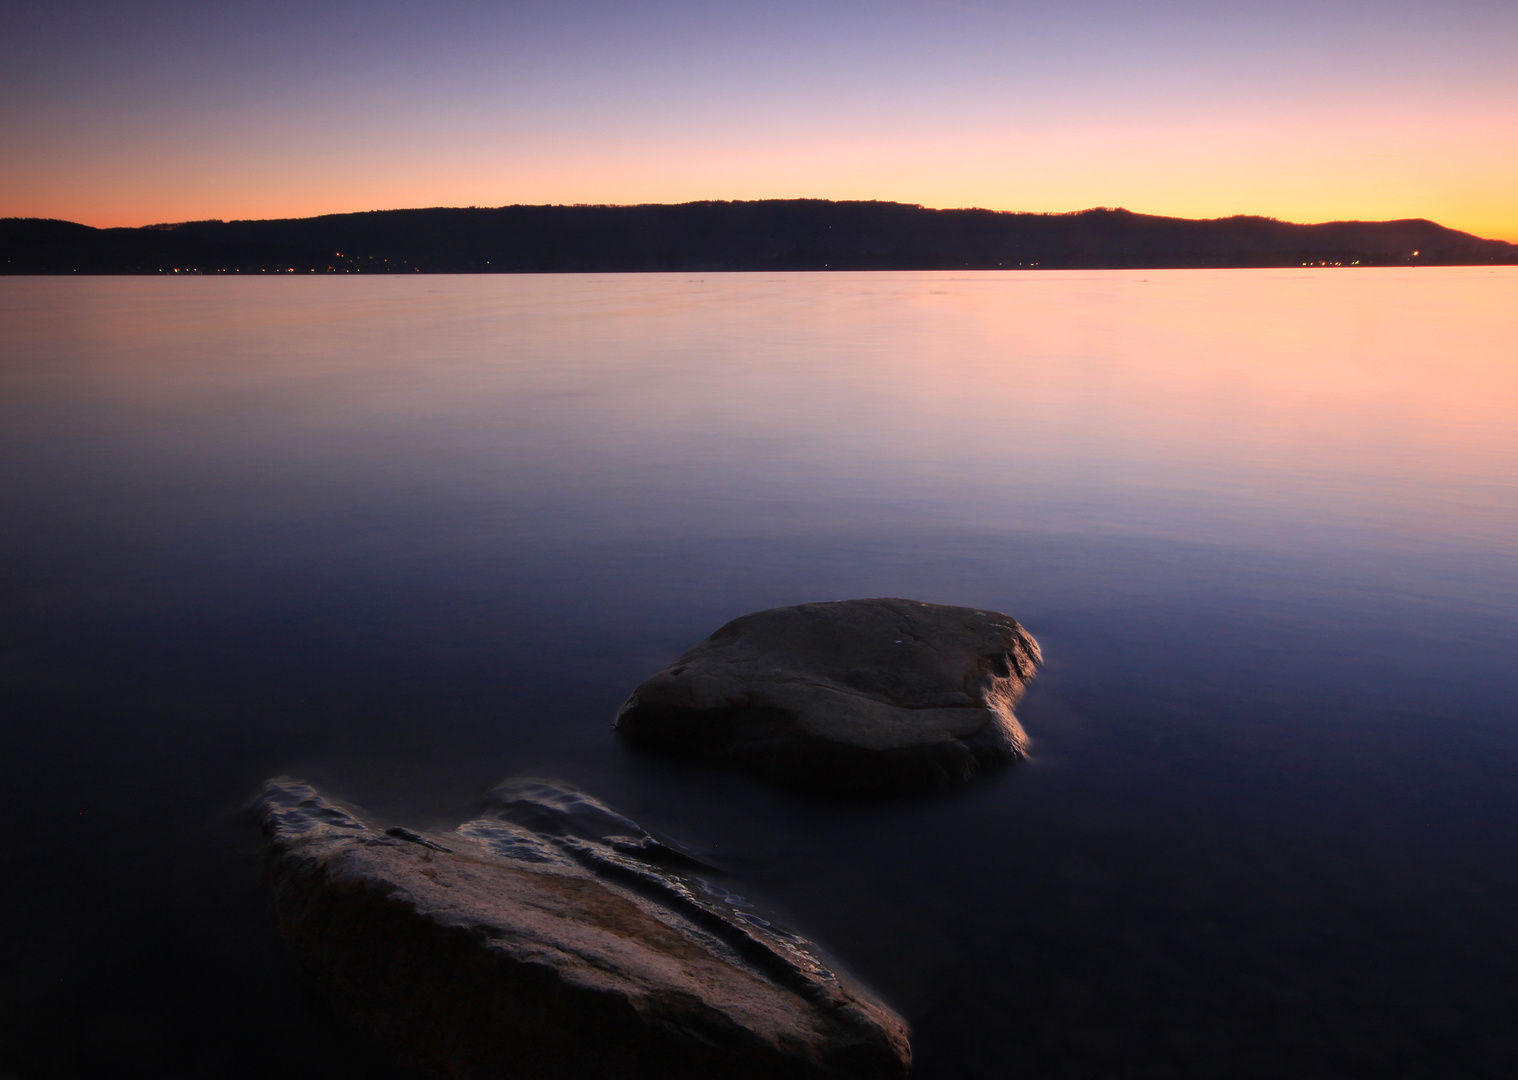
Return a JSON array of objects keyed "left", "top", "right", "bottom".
[{"left": 1, "top": 269, "right": 1515, "bottom": 1079}]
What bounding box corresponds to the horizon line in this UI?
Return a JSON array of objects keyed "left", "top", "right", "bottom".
[{"left": 8, "top": 199, "right": 1508, "bottom": 244}]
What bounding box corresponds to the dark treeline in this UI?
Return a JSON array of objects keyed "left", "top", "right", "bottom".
[{"left": 4, "top": 200, "right": 1515, "bottom": 274}]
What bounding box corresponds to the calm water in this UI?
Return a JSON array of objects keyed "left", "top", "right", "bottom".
[{"left": 1, "top": 270, "right": 1516, "bottom": 1079}]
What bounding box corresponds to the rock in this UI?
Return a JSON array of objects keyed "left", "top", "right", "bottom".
[
  {"left": 257, "top": 777, "right": 910, "bottom": 1080},
  {"left": 615, "top": 598, "right": 1041, "bottom": 795}
]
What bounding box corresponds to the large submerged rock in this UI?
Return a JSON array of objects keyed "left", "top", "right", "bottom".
[
  {"left": 615, "top": 598, "right": 1041, "bottom": 795},
  {"left": 257, "top": 777, "right": 909, "bottom": 1080}
]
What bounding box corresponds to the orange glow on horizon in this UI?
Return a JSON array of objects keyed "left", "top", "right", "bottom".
[
  {"left": 5, "top": 110, "right": 1515, "bottom": 242},
  {"left": 4, "top": 0, "right": 1513, "bottom": 242}
]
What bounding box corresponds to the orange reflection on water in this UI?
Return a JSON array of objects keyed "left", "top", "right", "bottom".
[{"left": 2, "top": 267, "right": 1514, "bottom": 557}]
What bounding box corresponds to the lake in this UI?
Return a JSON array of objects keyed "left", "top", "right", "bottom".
[{"left": 1, "top": 269, "right": 1515, "bottom": 1079}]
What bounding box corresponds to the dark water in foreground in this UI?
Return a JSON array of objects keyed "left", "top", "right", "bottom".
[{"left": 1, "top": 270, "right": 1516, "bottom": 1079}]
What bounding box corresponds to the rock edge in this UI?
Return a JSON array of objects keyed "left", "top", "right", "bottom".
[{"left": 257, "top": 776, "right": 911, "bottom": 1079}]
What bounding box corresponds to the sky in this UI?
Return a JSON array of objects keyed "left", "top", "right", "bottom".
[{"left": 3, "top": 0, "right": 1515, "bottom": 239}]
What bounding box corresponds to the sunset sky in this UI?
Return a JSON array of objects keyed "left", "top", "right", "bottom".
[{"left": 3, "top": 0, "right": 1515, "bottom": 240}]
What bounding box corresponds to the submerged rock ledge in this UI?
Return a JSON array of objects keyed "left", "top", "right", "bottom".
[
  {"left": 616, "top": 598, "right": 1041, "bottom": 796},
  {"left": 257, "top": 777, "right": 910, "bottom": 1080}
]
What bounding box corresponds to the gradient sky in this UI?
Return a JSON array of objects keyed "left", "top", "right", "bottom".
[{"left": 3, "top": 0, "right": 1515, "bottom": 238}]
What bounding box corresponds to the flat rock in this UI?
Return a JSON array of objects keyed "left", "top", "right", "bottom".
[
  {"left": 615, "top": 598, "right": 1041, "bottom": 795},
  {"left": 257, "top": 777, "right": 910, "bottom": 1080}
]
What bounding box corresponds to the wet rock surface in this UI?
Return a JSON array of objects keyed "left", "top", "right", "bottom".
[
  {"left": 615, "top": 598, "right": 1041, "bottom": 795},
  {"left": 257, "top": 777, "right": 910, "bottom": 1080}
]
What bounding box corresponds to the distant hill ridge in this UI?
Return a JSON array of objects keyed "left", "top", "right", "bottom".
[{"left": 4, "top": 200, "right": 1514, "bottom": 273}]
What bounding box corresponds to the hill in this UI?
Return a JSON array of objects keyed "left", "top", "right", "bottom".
[{"left": 4, "top": 201, "right": 1514, "bottom": 274}]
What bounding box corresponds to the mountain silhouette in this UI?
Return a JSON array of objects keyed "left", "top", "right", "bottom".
[{"left": 4, "top": 201, "right": 1513, "bottom": 274}]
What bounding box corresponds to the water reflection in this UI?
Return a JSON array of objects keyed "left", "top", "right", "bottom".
[
  {"left": 5, "top": 269, "right": 1514, "bottom": 555},
  {"left": 0, "top": 270, "right": 1515, "bottom": 1079}
]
